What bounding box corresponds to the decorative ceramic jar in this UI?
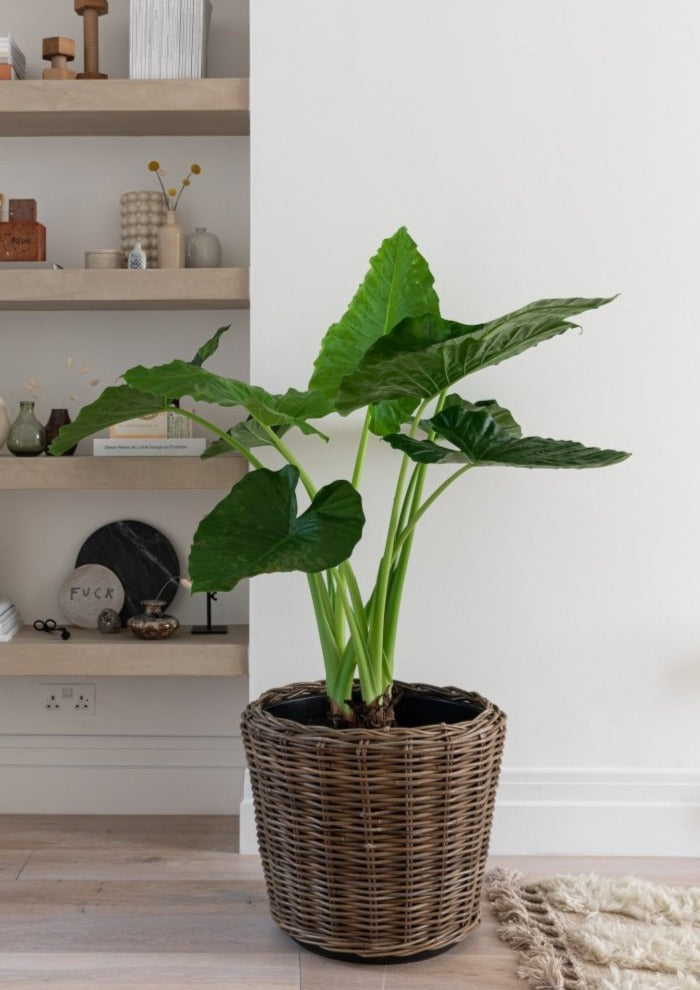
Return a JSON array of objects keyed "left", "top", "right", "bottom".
[
  {"left": 157, "top": 211, "right": 185, "bottom": 269},
  {"left": 120, "top": 191, "right": 168, "bottom": 269},
  {"left": 186, "top": 227, "right": 222, "bottom": 268},
  {"left": 44, "top": 408, "right": 76, "bottom": 455},
  {"left": 0, "top": 397, "right": 10, "bottom": 450},
  {"left": 7, "top": 401, "right": 45, "bottom": 456},
  {"left": 127, "top": 600, "right": 179, "bottom": 639}
]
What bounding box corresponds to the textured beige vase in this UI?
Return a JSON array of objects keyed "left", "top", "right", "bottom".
[{"left": 157, "top": 211, "right": 185, "bottom": 269}]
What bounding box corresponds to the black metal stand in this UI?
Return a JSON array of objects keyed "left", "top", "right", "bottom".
[{"left": 191, "top": 592, "right": 228, "bottom": 634}]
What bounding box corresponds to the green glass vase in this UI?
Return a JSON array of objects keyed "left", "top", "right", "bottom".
[{"left": 7, "top": 401, "right": 46, "bottom": 457}]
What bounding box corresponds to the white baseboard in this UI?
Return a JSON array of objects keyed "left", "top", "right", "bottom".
[
  {"left": 0, "top": 735, "right": 246, "bottom": 814},
  {"left": 239, "top": 767, "right": 700, "bottom": 857},
  {"left": 490, "top": 768, "right": 700, "bottom": 856}
]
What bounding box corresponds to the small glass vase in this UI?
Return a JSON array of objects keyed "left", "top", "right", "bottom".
[
  {"left": 127, "top": 600, "right": 180, "bottom": 640},
  {"left": 186, "top": 227, "right": 222, "bottom": 268},
  {"left": 44, "top": 408, "right": 77, "bottom": 455},
  {"left": 157, "top": 210, "right": 185, "bottom": 269},
  {"left": 7, "top": 401, "right": 46, "bottom": 457}
]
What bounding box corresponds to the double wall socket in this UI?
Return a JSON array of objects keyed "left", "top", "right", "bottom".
[{"left": 41, "top": 683, "right": 96, "bottom": 717}]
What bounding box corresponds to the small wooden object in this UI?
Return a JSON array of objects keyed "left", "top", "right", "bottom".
[
  {"left": 75, "top": 0, "right": 109, "bottom": 79},
  {"left": 0, "top": 65, "right": 17, "bottom": 80},
  {"left": 9, "top": 199, "right": 37, "bottom": 222},
  {"left": 0, "top": 221, "right": 47, "bottom": 262},
  {"left": 42, "top": 37, "right": 77, "bottom": 80}
]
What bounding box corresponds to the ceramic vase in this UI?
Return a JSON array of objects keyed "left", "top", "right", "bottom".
[
  {"left": 157, "top": 211, "right": 185, "bottom": 269},
  {"left": 127, "top": 600, "right": 180, "bottom": 640},
  {"left": 7, "top": 401, "right": 45, "bottom": 456},
  {"left": 0, "top": 397, "right": 10, "bottom": 450},
  {"left": 186, "top": 227, "right": 222, "bottom": 268},
  {"left": 44, "top": 408, "right": 76, "bottom": 455}
]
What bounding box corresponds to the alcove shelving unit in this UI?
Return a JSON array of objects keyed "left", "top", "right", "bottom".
[{"left": 0, "top": 76, "right": 250, "bottom": 676}]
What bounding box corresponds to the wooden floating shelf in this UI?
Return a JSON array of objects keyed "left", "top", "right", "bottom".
[
  {"left": 0, "top": 267, "right": 249, "bottom": 311},
  {"left": 0, "top": 625, "right": 248, "bottom": 677},
  {"left": 0, "top": 455, "right": 246, "bottom": 491},
  {"left": 0, "top": 78, "right": 249, "bottom": 137}
]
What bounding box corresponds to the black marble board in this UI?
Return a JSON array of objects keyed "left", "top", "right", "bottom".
[{"left": 75, "top": 520, "right": 180, "bottom": 622}]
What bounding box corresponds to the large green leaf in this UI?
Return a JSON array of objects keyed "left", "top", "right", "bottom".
[
  {"left": 309, "top": 227, "right": 440, "bottom": 402},
  {"left": 188, "top": 465, "right": 365, "bottom": 592},
  {"left": 123, "top": 361, "right": 328, "bottom": 434},
  {"left": 201, "top": 419, "right": 293, "bottom": 459},
  {"left": 48, "top": 386, "right": 167, "bottom": 455},
  {"left": 337, "top": 297, "right": 615, "bottom": 412},
  {"left": 385, "top": 399, "right": 630, "bottom": 468}
]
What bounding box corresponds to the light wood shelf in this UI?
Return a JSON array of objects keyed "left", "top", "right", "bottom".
[
  {"left": 0, "top": 625, "right": 248, "bottom": 676},
  {"left": 0, "top": 268, "right": 249, "bottom": 311},
  {"left": 0, "top": 78, "right": 249, "bottom": 137},
  {"left": 0, "top": 455, "right": 246, "bottom": 491}
]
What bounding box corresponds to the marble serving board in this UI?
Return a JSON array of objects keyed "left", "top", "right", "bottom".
[{"left": 75, "top": 520, "right": 180, "bottom": 623}]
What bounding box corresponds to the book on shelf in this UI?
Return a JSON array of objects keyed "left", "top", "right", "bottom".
[
  {"left": 93, "top": 438, "right": 206, "bottom": 456},
  {"left": 129, "top": 0, "right": 212, "bottom": 79},
  {"left": 109, "top": 410, "right": 193, "bottom": 439},
  {"left": 0, "top": 34, "right": 26, "bottom": 79}
]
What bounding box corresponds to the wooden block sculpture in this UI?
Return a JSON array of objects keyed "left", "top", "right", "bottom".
[
  {"left": 75, "top": 0, "right": 109, "bottom": 79},
  {"left": 0, "top": 199, "right": 46, "bottom": 261},
  {"left": 42, "top": 37, "right": 77, "bottom": 80}
]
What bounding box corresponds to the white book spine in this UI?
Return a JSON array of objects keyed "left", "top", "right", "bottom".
[{"left": 93, "top": 439, "right": 206, "bottom": 456}]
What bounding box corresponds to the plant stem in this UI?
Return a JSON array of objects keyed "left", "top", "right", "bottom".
[
  {"left": 394, "top": 463, "right": 473, "bottom": 555},
  {"left": 260, "top": 424, "right": 317, "bottom": 498},
  {"left": 351, "top": 409, "right": 372, "bottom": 489},
  {"left": 172, "top": 408, "right": 266, "bottom": 469}
]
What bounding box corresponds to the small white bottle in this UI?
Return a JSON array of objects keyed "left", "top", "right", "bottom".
[{"left": 127, "top": 241, "right": 147, "bottom": 269}]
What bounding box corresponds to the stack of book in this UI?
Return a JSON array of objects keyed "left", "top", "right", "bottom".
[
  {"left": 129, "top": 0, "right": 213, "bottom": 79},
  {"left": 94, "top": 410, "right": 205, "bottom": 456},
  {"left": 0, "top": 34, "right": 26, "bottom": 80},
  {"left": 0, "top": 600, "right": 22, "bottom": 643}
]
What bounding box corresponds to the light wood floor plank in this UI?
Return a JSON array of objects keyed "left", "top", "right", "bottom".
[
  {"left": 0, "top": 816, "right": 694, "bottom": 990},
  {"left": 0, "top": 952, "right": 300, "bottom": 989}
]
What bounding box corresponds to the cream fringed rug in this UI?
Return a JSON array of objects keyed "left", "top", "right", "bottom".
[{"left": 486, "top": 869, "right": 700, "bottom": 990}]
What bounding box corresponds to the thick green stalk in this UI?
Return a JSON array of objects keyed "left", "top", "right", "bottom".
[{"left": 351, "top": 408, "right": 373, "bottom": 490}]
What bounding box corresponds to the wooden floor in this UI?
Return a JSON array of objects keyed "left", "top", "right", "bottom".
[{"left": 0, "top": 816, "right": 695, "bottom": 989}]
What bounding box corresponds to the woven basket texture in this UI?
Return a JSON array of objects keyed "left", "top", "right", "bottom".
[{"left": 241, "top": 680, "right": 507, "bottom": 959}]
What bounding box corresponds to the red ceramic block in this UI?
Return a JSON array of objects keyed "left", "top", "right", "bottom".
[{"left": 0, "top": 221, "right": 47, "bottom": 261}]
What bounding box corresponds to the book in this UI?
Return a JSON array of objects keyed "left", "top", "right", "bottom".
[
  {"left": 93, "top": 438, "right": 206, "bottom": 456},
  {"left": 109, "top": 411, "right": 193, "bottom": 439}
]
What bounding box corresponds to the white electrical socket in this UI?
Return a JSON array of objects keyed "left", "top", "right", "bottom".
[{"left": 41, "top": 683, "right": 96, "bottom": 717}]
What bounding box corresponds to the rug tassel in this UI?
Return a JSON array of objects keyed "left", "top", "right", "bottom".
[{"left": 487, "top": 869, "right": 576, "bottom": 990}]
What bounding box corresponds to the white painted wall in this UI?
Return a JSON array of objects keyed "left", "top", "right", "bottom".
[
  {"left": 0, "top": 0, "right": 249, "bottom": 812},
  {"left": 248, "top": 1, "right": 700, "bottom": 854}
]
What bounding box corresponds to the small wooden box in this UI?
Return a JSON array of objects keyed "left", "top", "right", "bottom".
[
  {"left": 9, "top": 199, "right": 37, "bottom": 222},
  {"left": 0, "top": 221, "right": 47, "bottom": 262}
]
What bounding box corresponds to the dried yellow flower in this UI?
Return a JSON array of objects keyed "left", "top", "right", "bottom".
[
  {"left": 148, "top": 160, "right": 160, "bottom": 171},
  {"left": 191, "top": 164, "right": 201, "bottom": 174},
  {"left": 147, "top": 159, "right": 202, "bottom": 211}
]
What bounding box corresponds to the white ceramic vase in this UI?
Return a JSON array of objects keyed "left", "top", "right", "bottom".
[
  {"left": 186, "top": 227, "right": 222, "bottom": 268},
  {"left": 0, "top": 397, "right": 10, "bottom": 450}
]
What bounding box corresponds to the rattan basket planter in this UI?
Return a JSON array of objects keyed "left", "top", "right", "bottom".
[{"left": 241, "top": 680, "right": 507, "bottom": 962}]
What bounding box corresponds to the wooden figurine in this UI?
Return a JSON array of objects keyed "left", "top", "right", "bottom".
[
  {"left": 74, "top": 0, "right": 109, "bottom": 79},
  {"left": 42, "top": 37, "right": 77, "bottom": 79},
  {"left": 0, "top": 199, "right": 46, "bottom": 262}
]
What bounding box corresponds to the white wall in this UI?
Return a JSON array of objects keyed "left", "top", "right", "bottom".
[
  {"left": 248, "top": 0, "right": 700, "bottom": 854},
  {"left": 0, "top": 0, "right": 250, "bottom": 812}
]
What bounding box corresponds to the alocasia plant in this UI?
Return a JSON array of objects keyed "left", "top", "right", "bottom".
[{"left": 51, "top": 228, "right": 629, "bottom": 726}]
